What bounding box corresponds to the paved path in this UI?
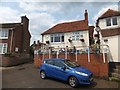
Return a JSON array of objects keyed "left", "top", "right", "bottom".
[{"left": 1, "top": 62, "right": 119, "bottom": 88}]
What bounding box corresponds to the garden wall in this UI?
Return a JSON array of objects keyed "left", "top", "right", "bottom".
[{"left": 34, "top": 53, "right": 109, "bottom": 78}]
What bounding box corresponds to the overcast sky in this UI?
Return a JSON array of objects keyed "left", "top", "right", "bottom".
[{"left": 0, "top": 0, "right": 119, "bottom": 45}]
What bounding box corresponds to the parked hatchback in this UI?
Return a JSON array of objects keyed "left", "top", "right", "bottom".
[{"left": 39, "top": 58, "right": 93, "bottom": 88}]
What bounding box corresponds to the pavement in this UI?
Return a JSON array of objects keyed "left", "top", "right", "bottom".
[{"left": 1, "top": 61, "right": 120, "bottom": 89}]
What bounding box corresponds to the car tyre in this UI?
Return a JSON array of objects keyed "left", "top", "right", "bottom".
[
  {"left": 40, "top": 71, "right": 46, "bottom": 79},
  {"left": 68, "top": 76, "right": 78, "bottom": 88}
]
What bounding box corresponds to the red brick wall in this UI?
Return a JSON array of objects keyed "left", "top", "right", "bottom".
[
  {"left": 34, "top": 53, "right": 109, "bottom": 78},
  {"left": 0, "top": 16, "right": 31, "bottom": 54}
]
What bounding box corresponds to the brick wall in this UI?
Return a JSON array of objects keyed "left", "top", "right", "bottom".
[
  {"left": 34, "top": 53, "right": 109, "bottom": 78},
  {"left": 1, "top": 54, "right": 32, "bottom": 67}
]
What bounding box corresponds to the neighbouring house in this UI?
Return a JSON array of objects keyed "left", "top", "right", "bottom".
[
  {"left": 0, "top": 16, "right": 31, "bottom": 66},
  {"left": 32, "top": 40, "right": 46, "bottom": 53},
  {"left": 96, "top": 9, "right": 120, "bottom": 64},
  {"left": 41, "top": 10, "right": 94, "bottom": 52}
]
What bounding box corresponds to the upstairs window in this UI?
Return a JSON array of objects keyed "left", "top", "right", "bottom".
[
  {"left": 106, "top": 17, "right": 118, "bottom": 26},
  {"left": 0, "top": 28, "right": 9, "bottom": 39},
  {"left": 0, "top": 43, "right": 7, "bottom": 54},
  {"left": 50, "top": 33, "right": 64, "bottom": 43},
  {"left": 106, "top": 18, "right": 111, "bottom": 26},
  {"left": 112, "top": 17, "right": 117, "bottom": 25}
]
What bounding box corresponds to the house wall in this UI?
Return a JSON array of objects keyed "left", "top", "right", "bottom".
[
  {"left": 118, "top": 35, "right": 120, "bottom": 62},
  {"left": 43, "top": 30, "right": 89, "bottom": 50},
  {"left": 99, "top": 16, "right": 120, "bottom": 29},
  {"left": 98, "top": 16, "right": 120, "bottom": 62},
  {"left": 102, "top": 35, "right": 119, "bottom": 62},
  {"left": 0, "top": 16, "right": 31, "bottom": 54}
]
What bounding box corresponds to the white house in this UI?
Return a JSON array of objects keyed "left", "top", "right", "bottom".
[
  {"left": 41, "top": 10, "right": 94, "bottom": 52},
  {"left": 96, "top": 9, "right": 120, "bottom": 63}
]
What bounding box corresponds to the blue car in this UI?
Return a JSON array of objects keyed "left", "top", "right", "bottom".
[{"left": 39, "top": 58, "right": 93, "bottom": 88}]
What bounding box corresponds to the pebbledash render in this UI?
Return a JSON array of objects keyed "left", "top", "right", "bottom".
[{"left": 0, "top": 16, "right": 31, "bottom": 66}]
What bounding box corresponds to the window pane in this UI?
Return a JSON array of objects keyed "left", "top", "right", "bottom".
[
  {"left": 51, "top": 36, "right": 53, "bottom": 42},
  {"left": 61, "top": 35, "right": 64, "bottom": 42},
  {"left": 0, "top": 43, "right": 7, "bottom": 54},
  {"left": 54, "top": 34, "right": 60, "bottom": 42},
  {"left": 0, "top": 44, "right": 2, "bottom": 53},
  {"left": 106, "top": 18, "right": 111, "bottom": 26},
  {"left": 0, "top": 29, "right": 8, "bottom": 38},
  {"left": 46, "top": 60, "right": 54, "bottom": 65},
  {"left": 54, "top": 61, "right": 64, "bottom": 67},
  {"left": 0, "top": 30, "right": 2, "bottom": 37},
  {"left": 72, "top": 36, "right": 75, "bottom": 40},
  {"left": 5, "top": 30, "right": 8, "bottom": 37},
  {"left": 112, "top": 17, "right": 117, "bottom": 25},
  {"left": 3, "top": 44, "right": 7, "bottom": 53},
  {"left": 76, "top": 35, "right": 80, "bottom": 40}
]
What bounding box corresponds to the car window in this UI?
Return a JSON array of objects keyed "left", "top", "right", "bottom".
[
  {"left": 54, "top": 61, "right": 65, "bottom": 68},
  {"left": 46, "top": 60, "right": 54, "bottom": 65},
  {"left": 64, "top": 60, "right": 80, "bottom": 68}
]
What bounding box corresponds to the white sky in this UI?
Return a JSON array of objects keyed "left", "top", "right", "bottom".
[{"left": 0, "top": 0, "right": 119, "bottom": 45}]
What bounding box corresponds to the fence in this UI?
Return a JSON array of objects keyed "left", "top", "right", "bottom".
[{"left": 34, "top": 45, "right": 110, "bottom": 78}]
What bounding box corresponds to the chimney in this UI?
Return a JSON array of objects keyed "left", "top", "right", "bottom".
[
  {"left": 84, "top": 9, "right": 88, "bottom": 22},
  {"left": 21, "top": 16, "right": 29, "bottom": 30}
]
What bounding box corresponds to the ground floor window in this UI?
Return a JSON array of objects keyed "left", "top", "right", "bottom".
[
  {"left": 51, "top": 33, "right": 64, "bottom": 43},
  {"left": 0, "top": 43, "right": 7, "bottom": 54}
]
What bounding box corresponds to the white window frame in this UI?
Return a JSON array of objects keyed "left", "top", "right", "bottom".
[
  {"left": 0, "top": 43, "right": 7, "bottom": 54},
  {"left": 0, "top": 28, "right": 9, "bottom": 39},
  {"left": 106, "top": 17, "right": 118, "bottom": 26},
  {"left": 72, "top": 31, "right": 83, "bottom": 41},
  {"left": 50, "top": 33, "right": 64, "bottom": 43}
]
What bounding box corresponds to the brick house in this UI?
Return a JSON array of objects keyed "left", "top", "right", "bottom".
[
  {"left": 41, "top": 10, "right": 94, "bottom": 52},
  {"left": 0, "top": 16, "right": 31, "bottom": 66}
]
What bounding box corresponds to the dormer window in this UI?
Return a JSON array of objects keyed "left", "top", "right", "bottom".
[
  {"left": 106, "top": 18, "right": 111, "bottom": 26},
  {"left": 112, "top": 17, "right": 117, "bottom": 25},
  {"left": 106, "top": 17, "right": 118, "bottom": 26}
]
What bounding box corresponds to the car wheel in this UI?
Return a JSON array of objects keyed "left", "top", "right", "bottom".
[
  {"left": 68, "top": 76, "right": 78, "bottom": 88},
  {"left": 40, "top": 71, "right": 46, "bottom": 79}
]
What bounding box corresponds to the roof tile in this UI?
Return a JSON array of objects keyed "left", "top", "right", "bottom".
[
  {"left": 98, "top": 9, "right": 120, "bottom": 19},
  {"left": 41, "top": 20, "right": 89, "bottom": 35}
]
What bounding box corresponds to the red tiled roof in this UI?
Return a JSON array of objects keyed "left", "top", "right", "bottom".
[
  {"left": 101, "top": 27, "right": 120, "bottom": 37},
  {"left": 98, "top": 9, "right": 120, "bottom": 19},
  {"left": 41, "top": 20, "right": 89, "bottom": 35}
]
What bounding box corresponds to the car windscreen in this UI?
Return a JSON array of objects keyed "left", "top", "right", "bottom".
[{"left": 64, "top": 60, "right": 80, "bottom": 68}]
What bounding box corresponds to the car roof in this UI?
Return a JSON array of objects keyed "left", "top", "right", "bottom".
[{"left": 44, "top": 58, "right": 65, "bottom": 61}]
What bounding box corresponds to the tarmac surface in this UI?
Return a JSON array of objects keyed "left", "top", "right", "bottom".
[{"left": 1, "top": 61, "right": 119, "bottom": 89}]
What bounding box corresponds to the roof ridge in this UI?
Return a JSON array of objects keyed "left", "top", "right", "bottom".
[{"left": 57, "top": 20, "right": 85, "bottom": 25}]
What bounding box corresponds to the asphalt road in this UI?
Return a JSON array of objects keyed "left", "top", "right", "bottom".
[{"left": 1, "top": 62, "right": 119, "bottom": 89}]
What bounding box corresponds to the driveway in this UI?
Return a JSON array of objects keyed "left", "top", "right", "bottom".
[{"left": 1, "top": 62, "right": 119, "bottom": 89}]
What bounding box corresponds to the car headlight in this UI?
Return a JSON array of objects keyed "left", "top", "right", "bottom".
[{"left": 76, "top": 71, "right": 88, "bottom": 76}]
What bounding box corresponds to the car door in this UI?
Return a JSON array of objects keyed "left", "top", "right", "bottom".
[
  {"left": 53, "top": 60, "right": 69, "bottom": 81},
  {"left": 45, "top": 60, "right": 55, "bottom": 77}
]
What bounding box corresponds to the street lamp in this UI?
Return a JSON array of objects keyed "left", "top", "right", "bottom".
[{"left": 95, "top": 23, "right": 101, "bottom": 53}]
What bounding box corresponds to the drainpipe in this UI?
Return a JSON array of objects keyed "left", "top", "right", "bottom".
[{"left": 10, "top": 28, "right": 13, "bottom": 53}]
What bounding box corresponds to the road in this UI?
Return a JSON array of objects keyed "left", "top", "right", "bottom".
[{"left": 1, "top": 62, "right": 119, "bottom": 89}]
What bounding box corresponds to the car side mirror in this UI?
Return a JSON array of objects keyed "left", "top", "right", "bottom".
[{"left": 61, "top": 66, "right": 66, "bottom": 70}]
